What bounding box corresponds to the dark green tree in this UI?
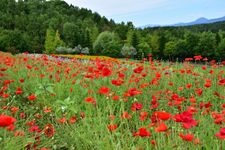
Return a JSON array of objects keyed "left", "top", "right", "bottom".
[
  {"left": 164, "top": 41, "right": 176, "bottom": 57},
  {"left": 158, "top": 31, "right": 166, "bottom": 58},
  {"left": 184, "top": 32, "right": 199, "bottom": 57},
  {"left": 131, "top": 32, "right": 139, "bottom": 49},
  {"left": 216, "top": 33, "right": 221, "bottom": 45},
  {"left": 216, "top": 39, "right": 225, "bottom": 59},
  {"left": 63, "top": 22, "right": 80, "bottom": 47},
  {"left": 137, "top": 42, "right": 151, "bottom": 59},
  {"left": 84, "top": 29, "right": 92, "bottom": 49},
  {"left": 0, "top": 29, "right": 29, "bottom": 53},
  {"left": 197, "top": 32, "right": 216, "bottom": 57}
]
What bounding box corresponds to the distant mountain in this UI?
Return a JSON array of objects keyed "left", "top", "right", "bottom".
[
  {"left": 141, "top": 16, "right": 225, "bottom": 28},
  {"left": 173, "top": 16, "right": 225, "bottom": 26}
]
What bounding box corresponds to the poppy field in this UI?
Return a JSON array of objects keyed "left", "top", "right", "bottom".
[{"left": 1, "top": 51, "right": 225, "bottom": 150}]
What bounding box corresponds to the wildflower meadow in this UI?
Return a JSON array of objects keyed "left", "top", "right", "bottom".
[{"left": 1, "top": 51, "right": 225, "bottom": 149}]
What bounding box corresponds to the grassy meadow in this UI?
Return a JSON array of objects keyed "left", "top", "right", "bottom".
[{"left": 0, "top": 51, "right": 225, "bottom": 149}]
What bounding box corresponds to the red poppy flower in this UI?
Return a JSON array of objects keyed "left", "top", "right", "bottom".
[
  {"left": 98, "top": 86, "right": 110, "bottom": 95},
  {"left": 84, "top": 97, "right": 96, "bottom": 105},
  {"left": 194, "top": 55, "right": 202, "bottom": 61},
  {"left": 150, "top": 140, "right": 156, "bottom": 146},
  {"left": 150, "top": 96, "right": 159, "bottom": 109},
  {"left": 107, "top": 124, "right": 118, "bottom": 132},
  {"left": 203, "top": 57, "right": 208, "bottom": 61},
  {"left": 44, "top": 124, "right": 55, "bottom": 138},
  {"left": 195, "top": 88, "right": 203, "bottom": 96},
  {"left": 218, "top": 79, "right": 225, "bottom": 86},
  {"left": 215, "top": 128, "right": 225, "bottom": 140},
  {"left": 155, "top": 72, "right": 161, "bottom": 79},
  {"left": 0, "top": 114, "right": 16, "bottom": 127},
  {"left": 40, "top": 148, "right": 50, "bottom": 150},
  {"left": 10, "top": 106, "right": 19, "bottom": 114},
  {"left": 212, "top": 112, "right": 224, "bottom": 125},
  {"left": 69, "top": 116, "right": 77, "bottom": 124},
  {"left": 1, "top": 93, "right": 9, "bottom": 98},
  {"left": 185, "top": 58, "right": 193, "bottom": 61},
  {"left": 139, "top": 111, "right": 148, "bottom": 121},
  {"left": 43, "top": 107, "right": 52, "bottom": 113},
  {"left": 112, "top": 95, "right": 120, "bottom": 101},
  {"left": 179, "top": 133, "right": 194, "bottom": 142},
  {"left": 199, "top": 101, "right": 212, "bottom": 109},
  {"left": 0, "top": 68, "right": 7, "bottom": 71},
  {"left": 118, "top": 72, "right": 125, "bottom": 78},
  {"left": 29, "top": 125, "right": 41, "bottom": 133},
  {"left": 125, "top": 88, "right": 142, "bottom": 97},
  {"left": 26, "top": 65, "right": 32, "bottom": 70},
  {"left": 186, "top": 83, "right": 192, "bottom": 89},
  {"left": 133, "top": 127, "right": 151, "bottom": 137},
  {"left": 152, "top": 111, "right": 171, "bottom": 121},
  {"left": 204, "top": 81, "right": 211, "bottom": 88},
  {"left": 131, "top": 102, "right": 143, "bottom": 111},
  {"left": 202, "top": 65, "right": 207, "bottom": 70},
  {"left": 27, "top": 94, "right": 36, "bottom": 101},
  {"left": 6, "top": 124, "right": 15, "bottom": 131},
  {"left": 3, "top": 80, "right": 12, "bottom": 85},
  {"left": 133, "top": 66, "right": 144, "bottom": 74},
  {"left": 102, "top": 67, "right": 112, "bottom": 77},
  {"left": 121, "top": 111, "right": 132, "bottom": 119},
  {"left": 111, "top": 79, "right": 124, "bottom": 86},
  {"left": 174, "top": 111, "right": 197, "bottom": 129},
  {"left": 20, "top": 112, "right": 26, "bottom": 119},
  {"left": 57, "top": 117, "right": 67, "bottom": 124},
  {"left": 155, "top": 122, "right": 168, "bottom": 132},
  {"left": 19, "top": 78, "right": 24, "bottom": 83},
  {"left": 15, "top": 87, "right": 23, "bottom": 95},
  {"left": 25, "top": 120, "right": 35, "bottom": 127}
]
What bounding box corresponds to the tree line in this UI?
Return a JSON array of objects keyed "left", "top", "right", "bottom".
[{"left": 0, "top": 0, "right": 225, "bottom": 60}]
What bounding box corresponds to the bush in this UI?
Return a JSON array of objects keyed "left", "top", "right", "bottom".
[
  {"left": 93, "top": 31, "right": 121, "bottom": 57},
  {"left": 56, "top": 46, "right": 67, "bottom": 54},
  {"left": 121, "top": 44, "right": 137, "bottom": 58},
  {"left": 56, "top": 45, "right": 89, "bottom": 55}
]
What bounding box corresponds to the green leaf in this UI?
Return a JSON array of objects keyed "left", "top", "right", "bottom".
[
  {"left": 46, "top": 86, "right": 55, "bottom": 94},
  {"left": 35, "top": 90, "right": 43, "bottom": 96}
]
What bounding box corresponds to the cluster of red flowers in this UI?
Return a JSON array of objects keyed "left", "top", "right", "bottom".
[
  {"left": 0, "top": 114, "right": 16, "bottom": 130},
  {"left": 1, "top": 51, "right": 225, "bottom": 149}
]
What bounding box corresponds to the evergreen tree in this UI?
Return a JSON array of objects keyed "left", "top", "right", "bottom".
[
  {"left": 54, "top": 30, "right": 65, "bottom": 49},
  {"left": 158, "top": 31, "right": 166, "bottom": 58},
  {"left": 84, "top": 29, "right": 92, "bottom": 48},
  {"left": 131, "top": 32, "right": 139, "bottom": 49},
  {"left": 44, "top": 28, "right": 55, "bottom": 54},
  {"left": 216, "top": 33, "right": 221, "bottom": 45}
]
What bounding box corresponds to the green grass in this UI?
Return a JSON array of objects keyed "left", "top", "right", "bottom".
[{"left": 0, "top": 52, "right": 225, "bottom": 150}]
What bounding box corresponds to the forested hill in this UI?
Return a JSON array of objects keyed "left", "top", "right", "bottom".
[
  {"left": 0, "top": 0, "right": 225, "bottom": 60},
  {"left": 0, "top": 0, "right": 120, "bottom": 53}
]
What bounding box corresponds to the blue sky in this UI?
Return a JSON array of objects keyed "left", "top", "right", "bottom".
[{"left": 64, "top": 0, "right": 225, "bottom": 27}]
